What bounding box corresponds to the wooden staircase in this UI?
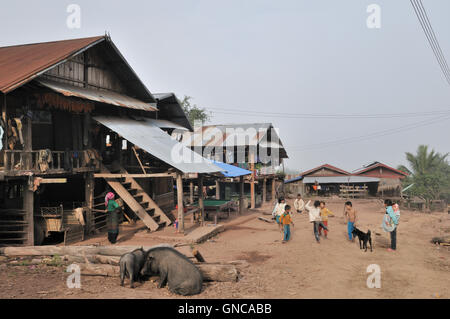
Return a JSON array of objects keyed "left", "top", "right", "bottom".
[
  {"left": 101, "top": 165, "right": 172, "bottom": 232},
  {"left": 0, "top": 209, "right": 29, "bottom": 246}
]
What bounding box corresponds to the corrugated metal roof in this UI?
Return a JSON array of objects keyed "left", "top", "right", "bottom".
[
  {"left": 301, "top": 164, "right": 351, "bottom": 176},
  {"left": 154, "top": 93, "right": 193, "bottom": 131},
  {"left": 145, "top": 118, "right": 189, "bottom": 130},
  {"left": 37, "top": 79, "right": 157, "bottom": 111},
  {"left": 0, "top": 36, "right": 104, "bottom": 93},
  {"left": 303, "top": 176, "right": 380, "bottom": 184},
  {"left": 93, "top": 115, "right": 223, "bottom": 174},
  {"left": 175, "top": 123, "right": 288, "bottom": 158}
]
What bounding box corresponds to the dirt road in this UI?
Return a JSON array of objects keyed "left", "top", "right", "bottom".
[{"left": 0, "top": 199, "right": 448, "bottom": 299}]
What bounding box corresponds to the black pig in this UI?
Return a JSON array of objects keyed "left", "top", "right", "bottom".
[
  {"left": 141, "top": 246, "right": 203, "bottom": 296},
  {"left": 119, "top": 247, "right": 148, "bottom": 288}
]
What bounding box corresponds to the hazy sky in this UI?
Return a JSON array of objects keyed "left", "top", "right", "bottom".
[{"left": 1, "top": 0, "right": 449, "bottom": 172}]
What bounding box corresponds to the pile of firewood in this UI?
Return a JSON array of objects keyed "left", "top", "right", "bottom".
[{"left": 0, "top": 245, "right": 246, "bottom": 282}]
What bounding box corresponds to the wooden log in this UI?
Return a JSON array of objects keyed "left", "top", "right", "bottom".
[
  {"left": 71, "top": 262, "right": 239, "bottom": 282},
  {"left": 258, "top": 216, "right": 274, "bottom": 223},
  {"left": 1, "top": 244, "right": 172, "bottom": 257},
  {"left": 64, "top": 254, "right": 120, "bottom": 265},
  {"left": 197, "top": 263, "right": 239, "bottom": 282}
]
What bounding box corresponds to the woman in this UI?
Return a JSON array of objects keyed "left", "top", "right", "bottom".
[
  {"left": 105, "top": 192, "right": 120, "bottom": 244},
  {"left": 382, "top": 199, "right": 399, "bottom": 252}
]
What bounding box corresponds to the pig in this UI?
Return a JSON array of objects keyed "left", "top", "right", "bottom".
[
  {"left": 140, "top": 246, "right": 203, "bottom": 296},
  {"left": 119, "top": 247, "right": 149, "bottom": 288}
]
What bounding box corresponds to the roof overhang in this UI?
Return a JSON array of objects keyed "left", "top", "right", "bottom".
[
  {"left": 93, "top": 115, "right": 223, "bottom": 174},
  {"left": 37, "top": 79, "right": 157, "bottom": 112}
]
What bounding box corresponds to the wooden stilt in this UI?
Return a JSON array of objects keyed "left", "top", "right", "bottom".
[
  {"left": 198, "top": 174, "right": 204, "bottom": 225},
  {"left": 215, "top": 180, "right": 220, "bottom": 200},
  {"left": 250, "top": 153, "right": 255, "bottom": 209},
  {"left": 263, "top": 178, "right": 267, "bottom": 203},
  {"left": 239, "top": 176, "right": 244, "bottom": 214},
  {"left": 85, "top": 173, "right": 94, "bottom": 235},
  {"left": 176, "top": 173, "right": 184, "bottom": 233},
  {"left": 189, "top": 181, "right": 194, "bottom": 204}
]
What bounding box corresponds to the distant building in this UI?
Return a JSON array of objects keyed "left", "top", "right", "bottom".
[{"left": 353, "top": 161, "right": 408, "bottom": 197}]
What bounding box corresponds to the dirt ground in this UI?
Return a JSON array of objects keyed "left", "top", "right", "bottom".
[{"left": 0, "top": 198, "right": 449, "bottom": 299}]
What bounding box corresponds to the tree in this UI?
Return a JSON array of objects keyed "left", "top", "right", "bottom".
[
  {"left": 179, "top": 96, "right": 211, "bottom": 127},
  {"left": 398, "top": 145, "right": 450, "bottom": 206}
]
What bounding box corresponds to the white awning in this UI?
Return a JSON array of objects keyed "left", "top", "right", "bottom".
[{"left": 93, "top": 115, "right": 223, "bottom": 174}]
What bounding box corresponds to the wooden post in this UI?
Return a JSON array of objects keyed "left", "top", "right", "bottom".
[
  {"left": 272, "top": 178, "right": 276, "bottom": 202},
  {"left": 250, "top": 153, "right": 255, "bottom": 209},
  {"left": 85, "top": 173, "right": 94, "bottom": 235},
  {"left": 198, "top": 174, "right": 204, "bottom": 225},
  {"left": 24, "top": 115, "right": 32, "bottom": 170},
  {"left": 176, "top": 173, "right": 184, "bottom": 233},
  {"left": 263, "top": 178, "right": 267, "bottom": 203},
  {"left": 24, "top": 181, "right": 34, "bottom": 245},
  {"left": 215, "top": 180, "right": 220, "bottom": 200},
  {"left": 189, "top": 181, "right": 194, "bottom": 204},
  {"left": 1, "top": 94, "right": 6, "bottom": 168},
  {"left": 239, "top": 176, "right": 244, "bottom": 214}
]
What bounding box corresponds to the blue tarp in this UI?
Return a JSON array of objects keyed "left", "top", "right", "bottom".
[
  {"left": 284, "top": 176, "right": 303, "bottom": 184},
  {"left": 211, "top": 160, "right": 252, "bottom": 177}
]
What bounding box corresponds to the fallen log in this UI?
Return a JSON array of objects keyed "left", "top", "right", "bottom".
[
  {"left": 258, "top": 216, "right": 274, "bottom": 223},
  {"left": 1, "top": 244, "right": 172, "bottom": 257},
  {"left": 63, "top": 254, "right": 120, "bottom": 266},
  {"left": 71, "top": 262, "right": 239, "bottom": 282}
]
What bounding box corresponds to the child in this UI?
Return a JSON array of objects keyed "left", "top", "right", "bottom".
[
  {"left": 280, "top": 205, "right": 294, "bottom": 243},
  {"left": 305, "top": 200, "right": 328, "bottom": 243},
  {"left": 274, "top": 197, "right": 286, "bottom": 232},
  {"left": 319, "top": 201, "right": 334, "bottom": 238},
  {"left": 344, "top": 201, "right": 357, "bottom": 241},
  {"left": 294, "top": 194, "right": 305, "bottom": 214}
]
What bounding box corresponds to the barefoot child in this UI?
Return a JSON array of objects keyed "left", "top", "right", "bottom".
[
  {"left": 319, "top": 201, "right": 334, "bottom": 238},
  {"left": 280, "top": 205, "right": 294, "bottom": 243},
  {"left": 305, "top": 200, "right": 328, "bottom": 243},
  {"left": 344, "top": 201, "right": 357, "bottom": 241}
]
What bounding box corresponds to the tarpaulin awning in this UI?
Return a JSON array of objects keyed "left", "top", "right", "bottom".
[
  {"left": 303, "top": 176, "right": 380, "bottom": 184},
  {"left": 210, "top": 160, "right": 252, "bottom": 177},
  {"left": 38, "top": 79, "right": 157, "bottom": 112},
  {"left": 93, "top": 116, "right": 223, "bottom": 174}
]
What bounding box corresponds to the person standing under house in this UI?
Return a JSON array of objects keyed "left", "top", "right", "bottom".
[
  {"left": 305, "top": 200, "right": 328, "bottom": 243},
  {"left": 344, "top": 201, "right": 357, "bottom": 241},
  {"left": 280, "top": 205, "right": 294, "bottom": 243},
  {"left": 294, "top": 194, "right": 305, "bottom": 214},
  {"left": 318, "top": 201, "right": 334, "bottom": 238},
  {"left": 273, "top": 197, "right": 286, "bottom": 232},
  {"left": 105, "top": 192, "right": 121, "bottom": 244},
  {"left": 382, "top": 199, "right": 399, "bottom": 252}
]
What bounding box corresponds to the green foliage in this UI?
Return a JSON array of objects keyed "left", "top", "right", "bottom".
[
  {"left": 399, "top": 145, "right": 450, "bottom": 203},
  {"left": 179, "top": 96, "right": 211, "bottom": 127}
]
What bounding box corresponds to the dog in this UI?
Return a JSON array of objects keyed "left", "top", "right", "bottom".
[{"left": 352, "top": 227, "right": 372, "bottom": 252}]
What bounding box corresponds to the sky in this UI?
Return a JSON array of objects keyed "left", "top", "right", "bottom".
[{"left": 0, "top": 0, "right": 449, "bottom": 173}]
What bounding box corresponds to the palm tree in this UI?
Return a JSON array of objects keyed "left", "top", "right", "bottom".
[
  {"left": 398, "top": 145, "right": 448, "bottom": 176},
  {"left": 398, "top": 145, "right": 449, "bottom": 206}
]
